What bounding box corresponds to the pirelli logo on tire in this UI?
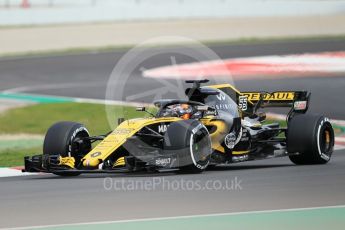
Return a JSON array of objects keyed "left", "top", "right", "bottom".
[{"left": 242, "top": 92, "right": 295, "bottom": 101}]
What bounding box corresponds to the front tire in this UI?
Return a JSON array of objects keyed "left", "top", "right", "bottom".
[
  {"left": 43, "top": 121, "right": 91, "bottom": 176},
  {"left": 287, "top": 114, "right": 334, "bottom": 165},
  {"left": 164, "top": 120, "right": 212, "bottom": 173}
]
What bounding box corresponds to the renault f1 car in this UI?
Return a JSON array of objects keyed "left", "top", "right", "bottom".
[{"left": 24, "top": 80, "right": 334, "bottom": 176}]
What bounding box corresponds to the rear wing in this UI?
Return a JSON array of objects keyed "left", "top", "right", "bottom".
[
  {"left": 242, "top": 91, "right": 310, "bottom": 109},
  {"left": 208, "top": 84, "right": 311, "bottom": 116}
]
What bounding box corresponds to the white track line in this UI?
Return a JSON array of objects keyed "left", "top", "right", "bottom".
[
  {"left": 74, "top": 97, "right": 151, "bottom": 107},
  {"left": 5, "top": 204, "right": 345, "bottom": 230},
  {"left": 0, "top": 91, "right": 151, "bottom": 107},
  {"left": 2, "top": 82, "right": 103, "bottom": 94},
  {"left": 0, "top": 168, "right": 38, "bottom": 178}
]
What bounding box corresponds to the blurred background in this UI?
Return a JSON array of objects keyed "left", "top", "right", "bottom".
[
  {"left": 1, "top": 0, "right": 345, "bottom": 54},
  {"left": 1, "top": 0, "right": 345, "bottom": 25},
  {"left": 1, "top": 1, "right": 345, "bottom": 229}
]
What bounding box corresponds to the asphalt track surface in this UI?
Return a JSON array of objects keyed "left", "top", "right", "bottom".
[{"left": 0, "top": 39, "right": 345, "bottom": 228}]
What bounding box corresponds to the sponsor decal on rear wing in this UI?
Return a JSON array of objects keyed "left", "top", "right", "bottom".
[
  {"left": 242, "top": 92, "right": 295, "bottom": 102},
  {"left": 207, "top": 84, "right": 310, "bottom": 115},
  {"left": 238, "top": 91, "right": 311, "bottom": 114}
]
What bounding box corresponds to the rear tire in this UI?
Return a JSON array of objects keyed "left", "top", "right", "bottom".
[
  {"left": 164, "top": 120, "right": 212, "bottom": 173},
  {"left": 287, "top": 114, "right": 334, "bottom": 165},
  {"left": 43, "top": 121, "right": 91, "bottom": 176}
]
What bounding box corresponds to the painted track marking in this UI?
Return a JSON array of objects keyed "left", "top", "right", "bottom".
[
  {"left": 143, "top": 51, "right": 345, "bottom": 79},
  {"left": 4, "top": 205, "right": 345, "bottom": 230}
]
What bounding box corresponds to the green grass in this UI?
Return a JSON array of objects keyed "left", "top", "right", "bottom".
[
  {"left": 0, "top": 147, "right": 41, "bottom": 167},
  {"left": 0, "top": 102, "right": 148, "bottom": 166},
  {"left": 0, "top": 102, "right": 145, "bottom": 135}
]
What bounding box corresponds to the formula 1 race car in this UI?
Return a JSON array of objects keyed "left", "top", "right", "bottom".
[{"left": 23, "top": 80, "right": 335, "bottom": 176}]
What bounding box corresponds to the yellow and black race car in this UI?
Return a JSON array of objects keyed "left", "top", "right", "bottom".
[{"left": 24, "top": 80, "right": 335, "bottom": 176}]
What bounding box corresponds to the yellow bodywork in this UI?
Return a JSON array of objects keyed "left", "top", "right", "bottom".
[
  {"left": 113, "top": 157, "right": 125, "bottom": 167},
  {"left": 208, "top": 83, "right": 242, "bottom": 95},
  {"left": 56, "top": 83, "right": 295, "bottom": 169},
  {"left": 80, "top": 115, "right": 232, "bottom": 168},
  {"left": 208, "top": 83, "right": 252, "bottom": 118},
  {"left": 243, "top": 92, "right": 295, "bottom": 101},
  {"left": 200, "top": 117, "right": 230, "bottom": 153},
  {"left": 232, "top": 150, "right": 250, "bottom": 155},
  {"left": 58, "top": 83, "right": 250, "bottom": 168},
  {"left": 58, "top": 156, "right": 75, "bottom": 168},
  {"left": 81, "top": 117, "right": 181, "bottom": 168},
  {"left": 208, "top": 83, "right": 295, "bottom": 103}
]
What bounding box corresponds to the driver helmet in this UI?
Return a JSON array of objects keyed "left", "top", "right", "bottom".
[{"left": 175, "top": 103, "right": 192, "bottom": 120}]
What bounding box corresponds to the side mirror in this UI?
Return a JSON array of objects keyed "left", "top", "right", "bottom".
[
  {"left": 136, "top": 106, "right": 146, "bottom": 112},
  {"left": 117, "top": 117, "right": 125, "bottom": 125}
]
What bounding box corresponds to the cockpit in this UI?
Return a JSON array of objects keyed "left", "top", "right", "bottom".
[
  {"left": 154, "top": 86, "right": 240, "bottom": 121},
  {"left": 154, "top": 100, "right": 209, "bottom": 120}
]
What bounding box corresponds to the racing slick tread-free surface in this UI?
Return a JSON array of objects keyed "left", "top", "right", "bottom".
[
  {"left": 287, "top": 114, "right": 334, "bottom": 165},
  {"left": 43, "top": 121, "right": 90, "bottom": 176},
  {"left": 164, "top": 120, "right": 211, "bottom": 173}
]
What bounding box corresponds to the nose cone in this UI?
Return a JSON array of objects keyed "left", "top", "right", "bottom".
[{"left": 83, "top": 158, "right": 100, "bottom": 167}]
